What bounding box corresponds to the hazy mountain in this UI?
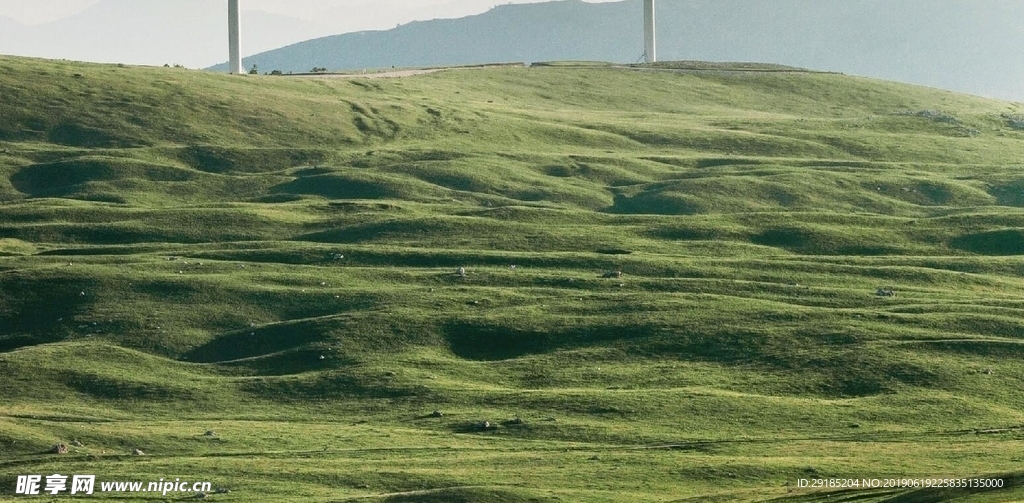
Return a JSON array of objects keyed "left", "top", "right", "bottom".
[
  {"left": 0, "top": 0, "right": 341, "bottom": 68},
  {"left": 0, "top": 15, "right": 28, "bottom": 52},
  {"left": 213, "top": 1, "right": 638, "bottom": 72},
  {"left": 210, "top": 0, "right": 1024, "bottom": 102}
]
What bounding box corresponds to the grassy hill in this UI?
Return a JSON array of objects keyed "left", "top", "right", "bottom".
[{"left": 2, "top": 56, "right": 1024, "bottom": 502}]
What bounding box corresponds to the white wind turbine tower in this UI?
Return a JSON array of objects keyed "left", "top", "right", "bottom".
[
  {"left": 228, "top": 0, "right": 244, "bottom": 74},
  {"left": 643, "top": 0, "right": 657, "bottom": 63}
]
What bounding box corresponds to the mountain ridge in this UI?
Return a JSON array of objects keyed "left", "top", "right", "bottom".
[{"left": 209, "top": 0, "right": 1024, "bottom": 102}]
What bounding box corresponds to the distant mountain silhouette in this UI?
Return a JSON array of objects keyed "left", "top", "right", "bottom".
[{"left": 208, "top": 0, "right": 1024, "bottom": 102}]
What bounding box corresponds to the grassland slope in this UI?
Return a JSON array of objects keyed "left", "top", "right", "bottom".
[{"left": 2, "top": 56, "right": 1024, "bottom": 502}]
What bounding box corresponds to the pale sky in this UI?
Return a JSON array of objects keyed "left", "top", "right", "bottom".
[{"left": 0, "top": 0, "right": 617, "bottom": 25}]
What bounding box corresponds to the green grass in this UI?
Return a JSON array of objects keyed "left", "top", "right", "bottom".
[{"left": 2, "top": 55, "right": 1024, "bottom": 502}]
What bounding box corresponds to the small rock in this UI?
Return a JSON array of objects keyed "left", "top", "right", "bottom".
[
  {"left": 602, "top": 270, "right": 623, "bottom": 279},
  {"left": 214, "top": 488, "right": 231, "bottom": 494},
  {"left": 131, "top": 448, "right": 145, "bottom": 456},
  {"left": 203, "top": 430, "right": 217, "bottom": 437},
  {"left": 456, "top": 267, "right": 467, "bottom": 277},
  {"left": 384, "top": 371, "right": 396, "bottom": 377},
  {"left": 194, "top": 492, "right": 207, "bottom": 499},
  {"left": 430, "top": 410, "right": 444, "bottom": 418},
  {"left": 319, "top": 355, "right": 326, "bottom": 360},
  {"left": 50, "top": 443, "right": 69, "bottom": 454}
]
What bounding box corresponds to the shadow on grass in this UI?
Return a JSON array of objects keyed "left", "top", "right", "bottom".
[
  {"left": 172, "top": 146, "right": 327, "bottom": 174},
  {"left": 607, "top": 191, "right": 702, "bottom": 215},
  {"left": 443, "top": 321, "right": 940, "bottom": 398},
  {"left": 184, "top": 320, "right": 333, "bottom": 363},
  {"left": 239, "top": 371, "right": 432, "bottom": 401},
  {"left": 382, "top": 487, "right": 559, "bottom": 503},
  {"left": 752, "top": 227, "right": 898, "bottom": 255},
  {"left": 950, "top": 230, "right": 1024, "bottom": 256},
  {"left": 0, "top": 276, "right": 96, "bottom": 352},
  {"left": 272, "top": 175, "right": 391, "bottom": 200},
  {"left": 48, "top": 123, "right": 145, "bottom": 148},
  {"left": 62, "top": 374, "right": 194, "bottom": 401}
]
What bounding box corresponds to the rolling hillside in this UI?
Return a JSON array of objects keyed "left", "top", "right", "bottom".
[{"left": 2, "top": 55, "right": 1024, "bottom": 502}]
